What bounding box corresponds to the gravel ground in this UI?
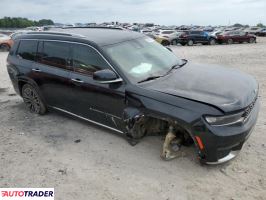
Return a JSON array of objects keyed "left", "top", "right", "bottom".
[{"left": 0, "top": 38, "right": 266, "bottom": 200}]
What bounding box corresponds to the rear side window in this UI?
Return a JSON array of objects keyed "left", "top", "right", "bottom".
[
  {"left": 17, "top": 40, "right": 38, "bottom": 61},
  {"left": 72, "top": 44, "right": 109, "bottom": 75},
  {"left": 162, "top": 31, "right": 174, "bottom": 34},
  {"left": 40, "top": 41, "right": 70, "bottom": 69},
  {"left": 191, "top": 31, "right": 200, "bottom": 34}
]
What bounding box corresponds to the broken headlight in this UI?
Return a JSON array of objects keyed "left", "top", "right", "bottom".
[{"left": 205, "top": 112, "right": 244, "bottom": 126}]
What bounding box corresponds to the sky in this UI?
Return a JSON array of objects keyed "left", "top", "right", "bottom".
[{"left": 0, "top": 0, "right": 265, "bottom": 26}]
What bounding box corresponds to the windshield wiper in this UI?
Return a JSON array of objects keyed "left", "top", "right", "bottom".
[
  {"left": 137, "top": 75, "right": 162, "bottom": 83},
  {"left": 166, "top": 59, "right": 188, "bottom": 75},
  {"left": 137, "top": 60, "right": 188, "bottom": 84}
]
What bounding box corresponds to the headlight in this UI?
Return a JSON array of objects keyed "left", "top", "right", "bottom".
[{"left": 205, "top": 112, "right": 244, "bottom": 126}]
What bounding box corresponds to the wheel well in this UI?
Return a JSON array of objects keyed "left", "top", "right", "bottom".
[
  {"left": 18, "top": 80, "right": 28, "bottom": 95},
  {"left": 129, "top": 115, "right": 194, "bottom": 146},
  {"left": 0, "top": 43, "right": 10, "bottom": 47}
]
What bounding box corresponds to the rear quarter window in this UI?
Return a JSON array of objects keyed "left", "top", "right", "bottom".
[{"left": 16, "top": 40, "right": 38, "bottom": 61}]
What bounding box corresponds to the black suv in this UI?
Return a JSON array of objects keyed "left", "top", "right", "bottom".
[
  {"left": 179, "top": 30, "right": 216, "bottom": 46},
  {"left": 7, "top": 28, "right": 259, "bottom": 164}
]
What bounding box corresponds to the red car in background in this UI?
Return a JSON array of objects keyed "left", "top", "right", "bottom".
[
  {"left": 0, "top": 33, "right": 13, "bottom": 51},
  {"left": 217, "top": 31, "right": 256, "bottom": 44}
]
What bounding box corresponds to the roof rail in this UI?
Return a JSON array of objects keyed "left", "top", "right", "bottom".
[
  {"left": 24, "top": 31, "right": 86, "bottom": 38},
  {"left": 26, "top": 31, "right": 73, "bottom": 36}
]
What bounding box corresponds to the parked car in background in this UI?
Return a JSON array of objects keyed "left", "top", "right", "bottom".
[
  {"left": 154, "top": 30, "right": 181, "bottom": 46},
  {"left": 0, "top": 33, "right": 13, "bottom": 51},
  {"left": 244, "top": 27, "right": 264, "bottom": 36},
  {"left": 178, "top": 31, "right": 216, "bottom": 46},
  {"left": 10, "top": 31, "right": 30, "bottom": 41},
  {"left": 210, "top": 31, "right": 223, "bottom": 39},
  {"left": 216, "top": 31, "right": 256, "bottom": 44},
  {"left": 140, "top": 29, "right": 153, "bottom": 35},
  {"left": 256, "top": 28, "right": 266, "bottom": 37}
]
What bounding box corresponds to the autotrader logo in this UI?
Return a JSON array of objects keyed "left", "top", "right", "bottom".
[{"left": 0, "top": 188, "right": 54, "bottom": 200}]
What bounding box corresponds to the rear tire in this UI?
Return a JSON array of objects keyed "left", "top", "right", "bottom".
[
  {"left": 187, "top": 40, "right": 194, "bottom": 46},
  {"left": 171, "top": 39, "right": 177, "bottom": 45},
  {"left": 22, "top": 84, "right": 47, "bottom": 115},
  {"left": 227, "top": 39, "right": 233, "bottom": 44}
]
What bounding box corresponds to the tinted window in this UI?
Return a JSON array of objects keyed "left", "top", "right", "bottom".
[
  {"left": 190, "top": 31, "right": 200, "bottom": 34},
  {"left": 41, "top": 41, "right": 70, "bottom": 69},
  {"left": 17, "top": 40, "right": 38, "bottom": 61},
  {"left": 162, "top": 31, "right": 174, "bottom": 34},
  {"left": 72, "top": 44, "right": 109, "bottom": 75}
]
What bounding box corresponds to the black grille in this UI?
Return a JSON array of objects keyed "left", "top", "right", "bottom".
[{"left": 242, "top": 97, "right": 257, "bottom": 120}]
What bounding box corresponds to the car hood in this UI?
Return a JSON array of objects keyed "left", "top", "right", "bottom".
[{"left": 139, "top": 62, "right": 258, "bottom": 112}]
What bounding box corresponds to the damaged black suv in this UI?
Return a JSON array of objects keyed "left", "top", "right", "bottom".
[{"left": 7, "top": 28, "right": 259, "bottom": 164}]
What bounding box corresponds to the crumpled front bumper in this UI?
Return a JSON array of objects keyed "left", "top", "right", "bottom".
[{"left": 192, "top": 99, "right": 259, "bottom": 165}]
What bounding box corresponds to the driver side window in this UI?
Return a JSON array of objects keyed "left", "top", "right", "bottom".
[{"left": 72, "top": 44, "right": 109, "bottom": 75}]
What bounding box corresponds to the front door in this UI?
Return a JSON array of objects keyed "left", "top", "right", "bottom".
[{"left": 68, "top": 43, "right": 125, "bottom": 131}]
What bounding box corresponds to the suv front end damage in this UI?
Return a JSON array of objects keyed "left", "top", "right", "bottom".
[
  {"left": 123, "top": 84, "right": 259, "bottom": 165},
  {"left": 192, "top": 97, "right": 259, "bottom": 164}
]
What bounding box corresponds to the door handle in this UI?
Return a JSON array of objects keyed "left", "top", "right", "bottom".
[
  {"left": 71, "top": 78, "right": 84, "bottom": 83},
  {"left": 32, "top": 68, "right": 42, "bottom": 72}
]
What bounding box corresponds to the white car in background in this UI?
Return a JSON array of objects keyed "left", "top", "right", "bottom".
[{"left": 154, "top": 29, "right": 181, "bottom": 45}]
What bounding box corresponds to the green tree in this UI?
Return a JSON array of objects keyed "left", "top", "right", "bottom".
[
  {"left": 257, "top": 23, "right": 265, "bottom": 28},
  {"left": 233, "top": 23, "right": 244, "bottom": 27},
  {"left": 0, "top": 17, "right": 54, "bottom": 28},
  {"left": 38, "top": 19, "right": 54, "bottom": 26}
]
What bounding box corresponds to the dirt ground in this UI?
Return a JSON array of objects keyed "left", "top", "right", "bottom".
[{"left": 0, "top": 38, "right": 266, "bottom": 200}]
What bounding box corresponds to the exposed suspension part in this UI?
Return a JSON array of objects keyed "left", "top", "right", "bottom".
[{"left": 161, "top": 125, "right": 183, "bottom": 161}]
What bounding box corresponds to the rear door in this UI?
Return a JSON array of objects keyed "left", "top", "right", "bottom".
[
  {"left": 190, "top": 31, "right": 202, "bottom": 42},
  {"left": 68, "top": 43, "right": 125, "bottom": 130},
  {"left": 199, "top": 31, "right": 209, "bottom": 43},
  {"left": 31, "top": 41, "right": 73, "bottom": 111},
  {"left": 239, "top": 31, "right": 247, "bottom": 42},
  {"left": 230, "top": 31, "right": 239, "bottom": 42}
]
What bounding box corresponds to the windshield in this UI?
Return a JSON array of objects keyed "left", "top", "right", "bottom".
[{"left": 104, "top": 37, "right": 182, "bottom": 83}]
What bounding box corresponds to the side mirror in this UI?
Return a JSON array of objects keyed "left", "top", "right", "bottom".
[{"left": 93, "top": 69, "right": 122, "bottom": 83}]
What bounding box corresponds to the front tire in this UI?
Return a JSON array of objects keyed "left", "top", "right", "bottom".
[
  {"left": 249, "top": 37, "right": 255, "bottom": 43},
  {"left": 209, "top": 38, "right": 216, "bottom": 45},
  {"left": 161, "top": 40, "right": 170, "bottom": 46},
  {"left": 187, "top": 40, "right": 194, "bottom": 46},
  {"left": 22, "top": 84, "right": 47, "bottom": 115}
]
